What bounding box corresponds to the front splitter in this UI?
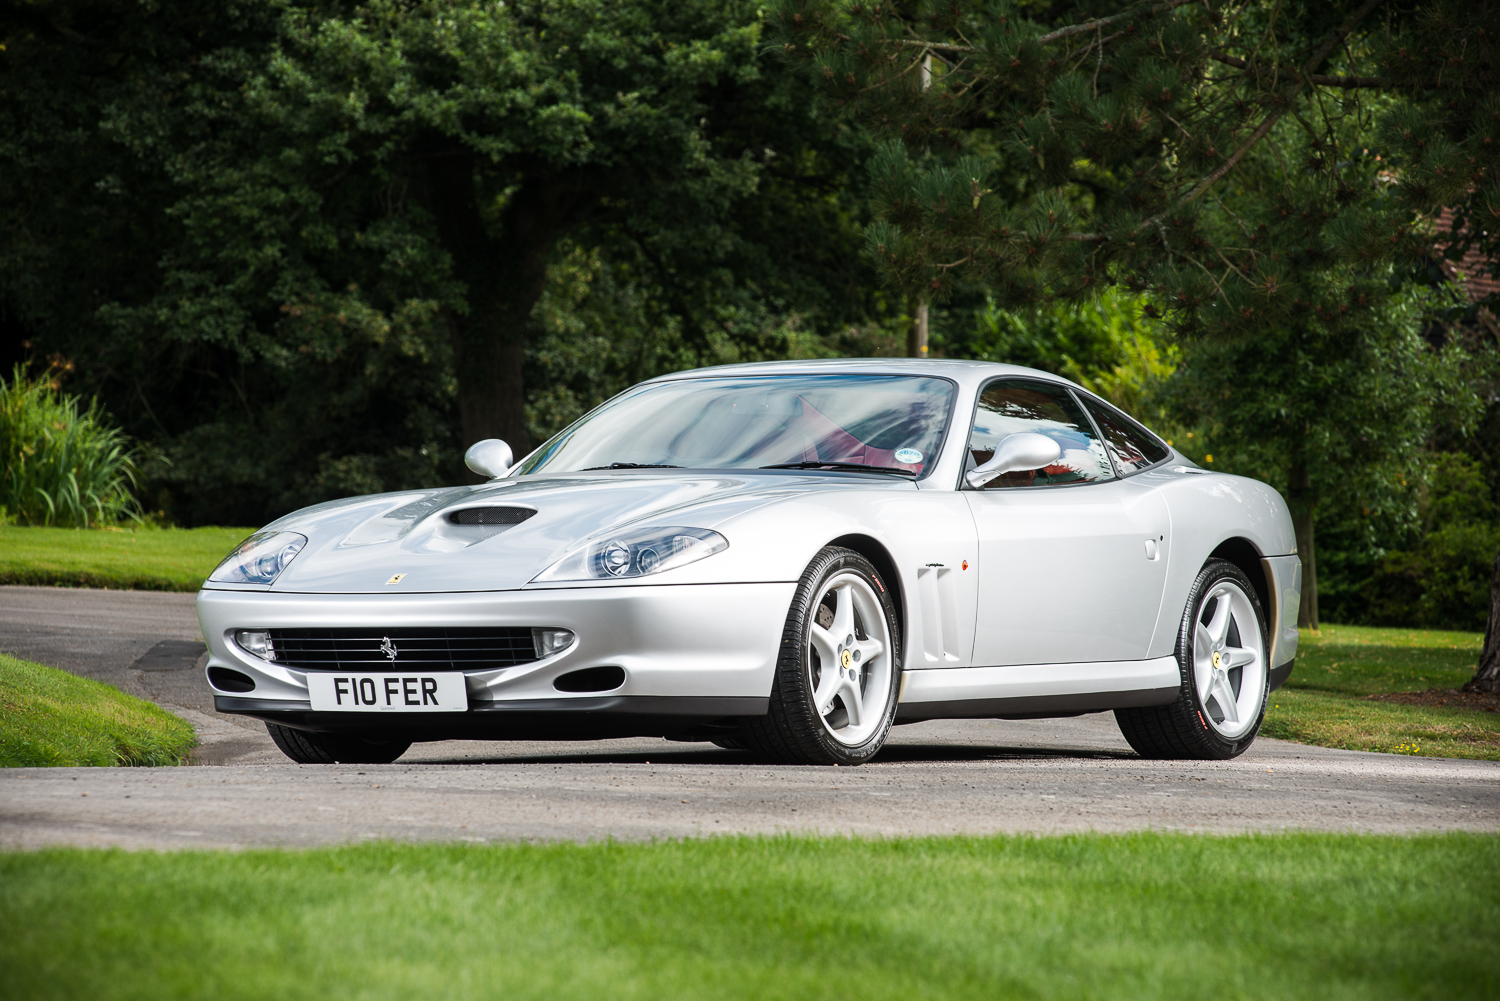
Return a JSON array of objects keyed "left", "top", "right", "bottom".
[{"left": 214, "top": 694, "right": 769, "bottom": 741}]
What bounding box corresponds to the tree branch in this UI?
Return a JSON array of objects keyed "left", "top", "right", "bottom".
[
  {"left": 887, "top": 0, "right": 1201, "bottom": 56},
  {"left": 1035, "top": 0, "right": 1200, "bottom": 45},
  {"left": 1153, "top": 0, "right": 1389, "bottom": 220},
  {"left": 1059, "top": 0, "right": 1389, "bottom": 248},
  {"left": 1210, "top": 53, "right": 1401, "bottom": 89}
]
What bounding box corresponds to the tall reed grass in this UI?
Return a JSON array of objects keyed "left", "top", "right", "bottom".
[{"left": 0, "top": 365, "right": 141, "bottom": 527}]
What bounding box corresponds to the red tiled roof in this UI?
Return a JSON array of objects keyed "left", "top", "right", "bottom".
[{"left": 1435, "top": 207, "right": 1500, "bottom": 304}]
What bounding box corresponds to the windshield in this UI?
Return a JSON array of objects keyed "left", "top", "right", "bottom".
[{"left": 515, "top": 375, "right": 957, "bottom": 477}]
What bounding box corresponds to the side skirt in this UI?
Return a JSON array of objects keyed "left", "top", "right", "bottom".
[
  {"left": 896, "top": 687, "right": 1178, "bottom": 721},
  {"left": 896, "top": 655, "right": 1182, "bottom": 721}
]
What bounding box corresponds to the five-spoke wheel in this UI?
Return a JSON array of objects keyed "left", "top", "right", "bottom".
[
  {"left": 1115, "top": 559, "right": 1269, "bottom": 759},
  {"left": 741, "top": 546, "right": 901, "bottom": 765}
]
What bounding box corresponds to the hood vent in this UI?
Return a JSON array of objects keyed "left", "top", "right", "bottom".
[{"left": 448, "top": 506, "right": 536, "bottom": 527}]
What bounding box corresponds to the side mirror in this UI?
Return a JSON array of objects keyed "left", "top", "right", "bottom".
[
  {"left": 464, "top": 439, "right": 514, "bottom": 479},
  {"left": 966, "top": 432, "right": 1063, "bottom": 489}
]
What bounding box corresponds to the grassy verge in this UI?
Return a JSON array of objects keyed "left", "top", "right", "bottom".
[
  {"left": 2, "top": 835, "right": 1495, "bottom": 1001},
  {"left": 0, "top": 525, "right": 254, "bottom": 591},
  {"left": 0, "top": 653, "right": 196, "bottom": 766},
  {"left": 1263, "top": 623, "right": 1495, "bottom": 759}
]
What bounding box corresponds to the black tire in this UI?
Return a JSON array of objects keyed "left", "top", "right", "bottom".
[
  {"left": 741, "top": 546, "right": 902, "bottom": 765},
  {"left": 265, "top": 723, "right": 411, "bottom": 764},
  {"left": 1115, "top": 559, "right": 1270, "bottom": 760}
]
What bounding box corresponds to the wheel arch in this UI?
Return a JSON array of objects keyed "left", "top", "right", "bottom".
[
  {"left": 827, "top": 533, "right": 906, "bottom": 643},
  {"left": 1208, "top": 537, "right": 1271, "bottom": 620}
]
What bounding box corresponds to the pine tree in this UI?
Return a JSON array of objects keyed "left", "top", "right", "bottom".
[{"left": 771, "top": 0, "right": 1498, "bottom": 331}]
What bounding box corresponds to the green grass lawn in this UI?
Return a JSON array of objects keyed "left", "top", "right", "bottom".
[
  {"left": 0, "top": 653, "right": 196, "bottom": 766},
  {"left": 0, "top": 524, "right": 254, "bottom": 591},
  {"left": 2, "top": 834, "right": 1495, "bottom": 1001},
  {"left": 1262, "top": 623, "right": 1499, "bottom": 759}
]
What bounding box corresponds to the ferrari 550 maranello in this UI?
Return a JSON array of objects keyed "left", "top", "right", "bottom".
[{"left": 198, "top": 359, "right": 1302, "bottom": 766}]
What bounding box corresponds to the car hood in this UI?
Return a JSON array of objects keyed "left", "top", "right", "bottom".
[{"left": 231, "top": 471, "right": 909, "bottom": 594}]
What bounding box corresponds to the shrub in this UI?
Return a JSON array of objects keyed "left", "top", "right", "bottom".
[
  {"left": 1360, "top": 454, "right": 1500, "bottom": 631},
  {"left": 0, "top": 365, "right": 141, "bottom": 527}
]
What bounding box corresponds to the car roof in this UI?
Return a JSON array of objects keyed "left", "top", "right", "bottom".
[{"left": 644, "top": 358, "right": 1087, "bottom": 395}]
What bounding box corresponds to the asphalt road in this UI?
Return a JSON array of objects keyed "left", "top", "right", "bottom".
[{"left": 2, "top": 585, "right": 1497, "bottom": 848}]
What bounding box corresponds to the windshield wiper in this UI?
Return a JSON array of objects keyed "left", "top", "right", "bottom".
[
  {"left": 581, "top": 462, "right": 683, "bottom": 470},
  {"left": 760, "top": 461, "right": 917, "bottom": 477}
]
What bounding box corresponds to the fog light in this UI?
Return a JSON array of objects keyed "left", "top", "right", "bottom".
[
  {"left": 532, "top": 628, "right": 575, "bottom": 658},
  {"left": 234, "top": 630, "right": 276, "bottom": 661}
]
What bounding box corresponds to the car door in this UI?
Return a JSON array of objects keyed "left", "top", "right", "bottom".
[{"left": 964, "top": 378, "right": 1170, "bottom": 666}]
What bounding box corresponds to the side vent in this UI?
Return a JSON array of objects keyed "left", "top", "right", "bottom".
[
  {"left": 916, "top": 565, "right": 962, "bottom": 665},
  {"left": 449, "top": 507, "right": 536, "bottom": 527}
]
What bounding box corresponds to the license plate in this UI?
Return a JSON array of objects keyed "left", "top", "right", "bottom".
[{"left": 306, "top": 673, "right": 468, "bottom": 713}]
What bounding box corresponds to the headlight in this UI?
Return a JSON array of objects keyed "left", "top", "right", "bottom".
[
  {"left": 209, "top": 531, "right": 308, "bottom": 585},
  {"left": 533, "top": 527, "right": 728, "bottom": 582}
]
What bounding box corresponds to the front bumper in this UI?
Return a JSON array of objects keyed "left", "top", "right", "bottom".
[{"left": 197, "top": 582, "right": 794, "bottom": 735}]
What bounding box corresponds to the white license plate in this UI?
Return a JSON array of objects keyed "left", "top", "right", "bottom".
[{"left": 307, "top": 673, "right": 468, "bottom": 713}]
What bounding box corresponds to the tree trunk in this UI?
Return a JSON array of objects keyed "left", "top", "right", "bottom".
[
  {"left": 1288, "top": 459, "right": 1318, "bottom": 630},
  {"left": 907, "top": 299, "right": 929, "bottom": 358},
  {"left": 422, "top": 154, "right": 593, "bottom": 460},
  {"left": 1463, "top": 549, "right": 1500, "bottom": 693}
]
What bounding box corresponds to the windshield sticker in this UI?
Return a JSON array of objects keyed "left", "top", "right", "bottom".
[{"left": 894, "top": 448, "right": 923, "bottom": 464}]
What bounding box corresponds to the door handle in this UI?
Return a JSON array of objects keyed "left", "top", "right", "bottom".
[{"left": 1144, "top": 539, "right": 1160, "bottom": 560}]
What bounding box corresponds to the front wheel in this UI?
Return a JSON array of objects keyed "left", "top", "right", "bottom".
[
  {"left": 265, "top": 723, "right": 411, "bottom": 764},
  {"left": 1115, "top": 559, "right": 1269, "bottom": 760},
  {"left": 741, "top": 546, "right": 901, "bottom": 765}
]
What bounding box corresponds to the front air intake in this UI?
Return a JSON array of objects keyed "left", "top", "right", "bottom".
[
  {"left": 553, "top": 666, "right": 626, "bottom": 693},
  {"left": 208, "top": 667, "right": 256, "bottom": 693}
]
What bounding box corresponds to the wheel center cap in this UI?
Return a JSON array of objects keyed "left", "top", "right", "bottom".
[
  {"left": 841, "top": 649, "right": 853, "bottom": 669},
  {"left": 1211, "top": 650, "right": 1222, "bottom": 669}
]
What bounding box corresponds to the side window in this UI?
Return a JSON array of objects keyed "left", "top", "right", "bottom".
[
  {"left": 1081, "top": 397, "right": 1170, "bottom": 474},
  {"left": 968, "top": 379, "right": 1114, "bottom": 488}
]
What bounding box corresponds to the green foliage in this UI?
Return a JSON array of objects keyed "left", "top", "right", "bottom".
[
  {"left": 0, "top": 365, "right": 140, "bottom": 527},
  {"left": 0, "top": 652, "right": 196, "bottom": 767},
  {"left": 1, "top": 0, "right": 889, "bottom": 526},
  {"left": 1358, "top": 454, "right": 1500, "bottom": 630},
  {"left": 938, "top": 286, "right": 1177, "bottom": 415},
  {"left": 772, "top": 0, "right": 1498, "bottom": 333},
  {"left": 3, "top": 835, "right": 1498, "bottom": 999},
  {"left": 1161, "top": 289, "right": 1478, "bottom": 521},
  {"left": 0, "top": 524, "right": 254, "bottom": 592}
]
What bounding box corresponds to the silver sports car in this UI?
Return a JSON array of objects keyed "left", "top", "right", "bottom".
[{"left": 198, "top": 359, "right": 1301, "bottom": 765}]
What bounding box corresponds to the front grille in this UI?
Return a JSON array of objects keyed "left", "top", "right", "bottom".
[{"left": 267, "top": 628, "right": 537, "bottom": 672}]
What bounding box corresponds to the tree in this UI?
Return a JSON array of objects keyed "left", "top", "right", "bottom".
[
  {"left": 1159, "top": 290, "right": 1478, "bottom": 628},
  {"left": 1469, "top": 553, "right": 1500, "bottom": 692},
  {"left": 771, "top": 0, "right": 1498, "bottom": 332},
  {"left": 2, "top": 0, "right": 888, "bottom": 523},
  {"left": 774, "top": 0, "right": 1497, "bottom": 622}
]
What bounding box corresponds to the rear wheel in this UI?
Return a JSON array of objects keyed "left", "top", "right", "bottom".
[
  {"left": 741, "top": 546, "right": 901, "bottom": 765},
  {"left": 1115, "top": 559, "right": 1269, "bottom": 760},
  {"left": 265, "top": 723, "right": 411, "bottom": 764}
]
